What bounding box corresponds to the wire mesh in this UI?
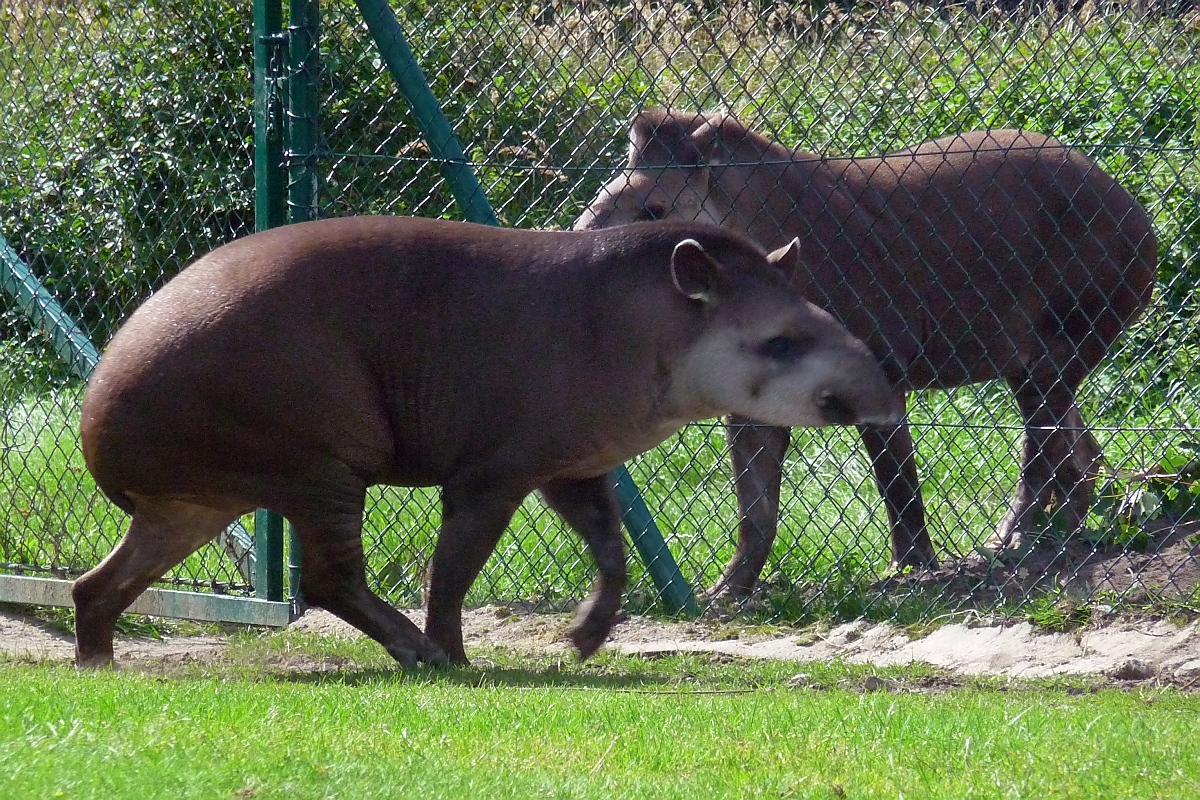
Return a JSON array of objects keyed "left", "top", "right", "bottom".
[
  {"left": 1, "top": 0, "right": 256, "bottom": 595},
  {"left": 2, "top": 1, "right": 1197, "bottom": 622}
]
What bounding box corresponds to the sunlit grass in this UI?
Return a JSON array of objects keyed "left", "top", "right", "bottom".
[{"left": 2, "top": 643, "right": 1200, "bottom": 800}]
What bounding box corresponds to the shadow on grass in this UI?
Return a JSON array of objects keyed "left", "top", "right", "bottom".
[{"left": 264, "top": 657, "right": 703, "bottom": 691}]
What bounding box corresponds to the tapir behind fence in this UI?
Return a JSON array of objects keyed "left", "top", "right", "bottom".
[
  {"left": 74, "top": 215, "right": 899, "bottom": 668},
  {"left": 576, "top": 108, "right": 1157, "bottom": 597}
]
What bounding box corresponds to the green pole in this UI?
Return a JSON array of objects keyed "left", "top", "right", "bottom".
[
  {"left": 287, "top": 0, "right": 319, "bottom": 224},
  {"left": 0, "top": 234, "right": 100, "bottom": 382},
  {"left": 284, "top": 0, "right": 321, "bottom": 605},
  {"left": 253, "top": 0, "right": 287, "bottom": 604},
  {"left": 613, "top": 465, "right": 698, "bottom": 615},
  {"left": 352, "top": 0, "right": 697, "bottom": 615},
  {"left": 352, "top": 0, "right": 498, "bottom": 226}
]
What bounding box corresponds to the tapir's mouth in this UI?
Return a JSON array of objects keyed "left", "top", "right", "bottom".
[
  {"left": 814, "top": 389, "right": 904, "bottom": 428},
  {"left": 815, "top": 391, "right": 859, "bottom": 426}
]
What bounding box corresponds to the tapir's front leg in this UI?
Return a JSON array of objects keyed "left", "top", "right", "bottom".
[
  {"left": 858, "top": 415, "right": 938, "bottom": 571},
  {"left": 425, "top": 487, "right": 525, "bottom": 665},
  {"left": 708, "top": 417, "right": 792, "bottom": 599},
  {"left": 539, "top": 475, "right": 627, "bottom": 660}
]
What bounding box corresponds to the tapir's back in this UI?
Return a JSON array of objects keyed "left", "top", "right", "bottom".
[
  {"left": 78, "top": 216, "right": 730, "bottom": 509},
  {"left": 80, "top": 217, "right": 575, "bottom": 509}
]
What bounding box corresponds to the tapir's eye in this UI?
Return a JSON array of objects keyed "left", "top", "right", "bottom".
[
  {"left": 637, "top": 204, "right": 666, "bottom": 222},
  {"left": 758, "top": 335, "right": 811, "bottom": 362}
]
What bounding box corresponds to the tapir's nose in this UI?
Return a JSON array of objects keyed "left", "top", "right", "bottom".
[{"left": 815, "top": 376, "right": 904, "bottom": 428}]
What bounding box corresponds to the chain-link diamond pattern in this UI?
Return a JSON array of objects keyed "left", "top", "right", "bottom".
[{"left": 2, "top": 1, "right": 1197, "bottom": 620}]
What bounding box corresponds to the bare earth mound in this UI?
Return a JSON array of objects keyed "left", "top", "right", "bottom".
[{"left": 875, "top": 520, "right": 1200, "bottom": 607}]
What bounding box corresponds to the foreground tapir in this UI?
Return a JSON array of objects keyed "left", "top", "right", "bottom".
[
  {"left": 576, "top": 108, "right": 1157, "bottom": 597},
  {"left": 73, "top": 215, "right": 898, "bottom": 668}
]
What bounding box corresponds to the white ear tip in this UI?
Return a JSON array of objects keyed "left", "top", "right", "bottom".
[{"left": 674, "top": 238, "right": 701, "bottom": 251}]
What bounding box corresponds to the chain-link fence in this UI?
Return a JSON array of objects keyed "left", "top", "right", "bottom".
[{"left": 2, "top": 0, "right": 1197, "bottom": 626}]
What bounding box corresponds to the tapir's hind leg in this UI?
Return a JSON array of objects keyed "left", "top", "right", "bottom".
[
  {"left": 73, "top": 498, "right": 238, "bottom": 669},
  {"left": 993, "top": 366, "right": 1091, "bottom": 551},
  {"left": 1064, "top": 402, "right": 1104, "bottom": 525},
  {"left": 539, "top": 476, "right": 627, "bottom": 661},
  {"left": 288, "top": 497, "right": 448, "bottom": 668}
]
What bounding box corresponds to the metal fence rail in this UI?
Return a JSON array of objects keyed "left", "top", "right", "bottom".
[{"left": 1, "top": 0, "right": 1197, "bottom": 626}]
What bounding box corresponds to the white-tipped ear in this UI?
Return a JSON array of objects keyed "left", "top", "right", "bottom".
[
  {"left": 766, "top": 237, "right": 801, "bottom": 277},
  {"left": 670, "top": 239, "right": 722, "bottom": 304}
]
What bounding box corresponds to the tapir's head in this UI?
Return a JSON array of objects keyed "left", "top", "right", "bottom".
[
  {"left": 574, "top": 108, "right": 755, "bottom": 232},
  {"left": 659, "top": 230, "right": 898, "bottom": 429}
]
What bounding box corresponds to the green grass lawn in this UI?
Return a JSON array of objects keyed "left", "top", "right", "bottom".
[{"left": 2, "top": 635, "right": 1200, "bottom": 799}]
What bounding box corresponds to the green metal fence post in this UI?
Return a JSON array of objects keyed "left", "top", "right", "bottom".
[
  {"left": 613, "top": 465, "right": 699, "bottom": 615},
  {"left": 0, "top": 234, "right": 100, "bottom": 382},
  {"left": 287, "top": 0, "right": 320, "bottom": 224},
  {"left": 285, "top": 0, "right": 321, "bottom": 606},
  {"left": 353, "top": 0, "right": 498, "bottom": 226},
  {"left": 352, "top": 0, "right": 698, "bottom": 615},
  {"left": 253, "top": 0, "right": 287, "bottom": 605}
]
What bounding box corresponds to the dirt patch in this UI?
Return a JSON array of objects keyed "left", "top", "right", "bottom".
[
  {"left": 7, "top": 601, "right": 1200, "bottom": 688},
  {"left": 875, "top": 520, "right": 1200, "bottom": 607},
  {"left": 0, "top": 606, "right": 227, "bottom": 665},
  {"left": 5, "top": 522, "right": 1198, "bottom": 683}
]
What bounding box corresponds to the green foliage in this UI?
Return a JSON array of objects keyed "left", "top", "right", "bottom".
[
  {"left": 0, "top": 0, "right": 254, "bottom": 346},
  {"left": 1027, "top": 594, "right": 1093, "bottom": 633},
  {"left": 0, "top": 321, "right": 72, "bottom": 402},
  {"left": 1084, "top": 441, "right": 1200, "bottom": 551}
]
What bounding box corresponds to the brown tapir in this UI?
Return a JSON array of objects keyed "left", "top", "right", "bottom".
[
  {"left": 73, "top": 215, "right": 899, "bottom": 668},
  {"left": 576, "top": 108, "right": 1157, "bottom": 597}
]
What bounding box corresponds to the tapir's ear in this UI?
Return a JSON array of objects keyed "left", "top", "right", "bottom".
[
  {"left": 670, "top": 239, "right": 725, "bottom": 304},
  {"left": 631, "top": 108, "right": 708, "bottom": 167},
  {"left": 692, "top": 111, "right": 760, "bottom": 167},
  {"left": 766, "top": 237, "right": 801, "bottom": 278},
  {"left": 688, "top": 117, "right": 725, "bottom": 165}
]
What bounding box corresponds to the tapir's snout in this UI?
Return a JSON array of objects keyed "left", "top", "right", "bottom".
[
  {"left": 814, "top": 383, "right": 903, "bottom": 428},
  {"left": 806, "top": 340, "right": 903, "bottom": 429}
]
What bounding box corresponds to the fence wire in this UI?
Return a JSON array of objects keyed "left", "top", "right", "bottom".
[{"left": 1, "top": 0, "right": 1198, "bottom": 624}]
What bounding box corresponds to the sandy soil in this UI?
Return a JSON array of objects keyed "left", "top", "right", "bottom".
[
  {"left": 5, "top": 602, "right": 1200, "bottom": 687},
  {"left": 5, "top": 522, "right": 1197, "bottom": 684}
]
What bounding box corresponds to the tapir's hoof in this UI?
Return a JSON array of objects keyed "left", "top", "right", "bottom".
[
  {"left": 566, "top": 607, "right": 617, "bottom": 661},
  {"left": 390, "top": 627, "right": 452, "bottom": 668},
  {"left": 75, "top": 653, "right": 115, "bottom": 670},
  {"left": 566, "top": 621, "right": 608, "bottom": 661},
  {"left": 888, "top": 552, "right": 938, "bottom": 574},
  {"left": 699, "top": 564, "right": 758, "bottom": 603},
  {"left": 566, "top": 592, "right": 622, "bottom": 661},
  {"left": 385, "top": 642, "right": 442, "bottom": 669},
  {"left": 389, "top": 649, "right": 419, "bottom": 668},
  {"left": 425, "top": 648, "right": 452, "bottom": 668},
  {"left": 699, "top": 581, "right": 754, "bottom": 604},
  {"left": 985, "top": 521, "right": 1027, "bottom": 554}
]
